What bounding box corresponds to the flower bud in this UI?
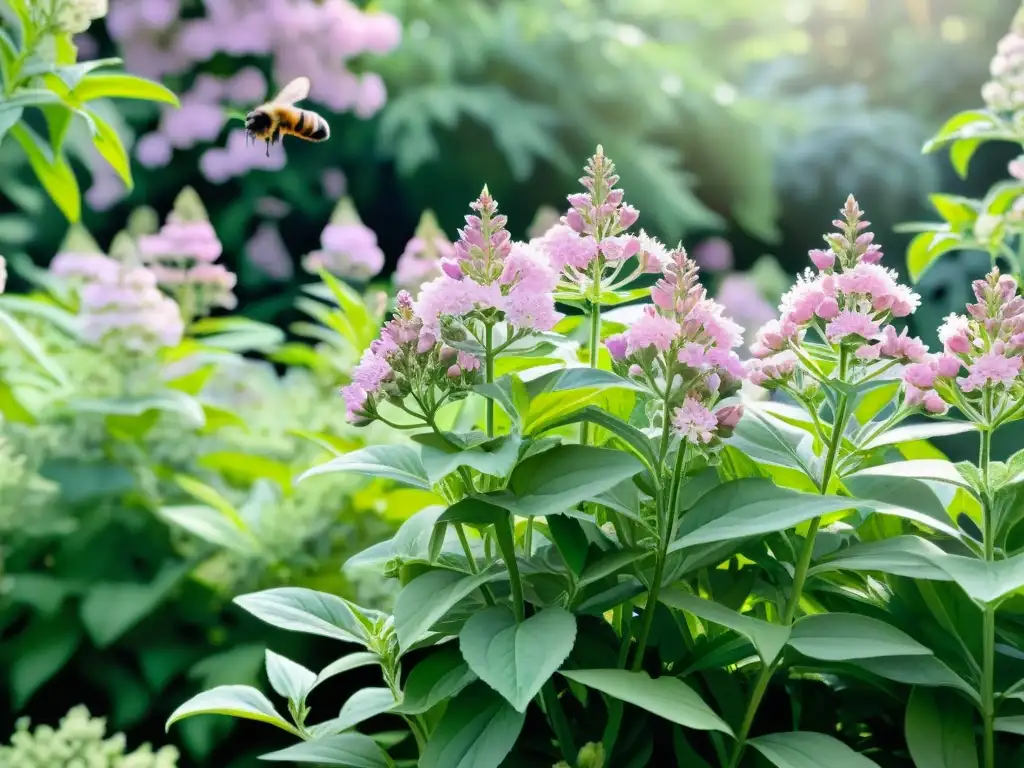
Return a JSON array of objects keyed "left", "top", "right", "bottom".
[
  {"left": 439, "top": 345, "right": 458, "bottom": 362},
  {"left": 714, "top": 404, "right": 743, "bottom": 438},
  {"left": 809, "top": 249, "right": 835, "bottom": 271},
  {"left": 447, "top": 364, "right": 462, "bottom": 378},
  {"left": 618, "top": 204, "right": 639, "bottom": 229},
  {"left": 605, "top": 334, "right": 628, "bottom": 360}
]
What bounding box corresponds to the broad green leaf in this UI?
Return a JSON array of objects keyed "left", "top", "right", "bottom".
[
  {"left": 668, "top": 479, "right": 857, "bottom": 553},
  {"left": 9, "top": 615, "right": 82, "bottom": 709},
  {"left": 905, "top": 687, "right": 979, "bottom": 768},
  {"left": 199, "top": 451, "right": 293, "bottom": 492},
  {"left": 0, "top": 105, "right": 22, "bottom": 145},
  {"left": 234, "top": 588, "right": 370, "bottom": 646},
  {"left": 265, "top": 650, "right": 317, "bottom": 706},
  {"left": 79, "top": 562, "right": 187, "bottom": 647},
  {"left": 927, "top": 194, "right": 979, "bottom": 228},
  {"left": 536, "top": 405, "right": 658, "bottom": 468},
  {"left": 789, "top": 613, "right": 933, "bottom": 661},
  {"left": 924, "top": 551, "right": 1024, "bottom": 604},
  {"left": 848, "top": 460, "right": 974, "bottom": 492},
  {"left": 0, "top": 379, "right": 33, "bottom": 423},
  {"left": 578, "top": 548, "right": 649, "bottom": 586},
  {"left": 70, "top": 392, "right": 205, "bottom": 427},
  {"left": 299, "top": 445, "right": 431, "bottom": 490},
  {"left": 459, "top": 606, "right": 576, "bottom": 712},
  {"left": 863, "top": 422, "right": 976, "bottom": 451},
  {"left": 503, "top": 445, "right": 643, "bottom": 517},
  {"left": 313, "top": 688, "right": 397, "bottom": 736},
  {"left": 727, "top": 406, "right": 815, "bottom": 478},
  {"left": 313, "top": 653, "right": 380, "bottom": 691},
  {"left": 840, "top": 473, "right": 963, "bottom": 537},
  {"left": 419, "top": 682, "right": 524, "bottom": 768},
  {"left": 560, "top": 669, "right": 732, "bottom": 734},
  {"left": 166, "top": 685, "right": 299, "bottom": 735},
  {"left": 157, "top": 505, "right": 257, "bottom": 555},
  {"left": 950, "top": 138, "right": 982, "bottom": 178},
  {"left": 924, "top": 109, "right": 999, "bottom": 150},
  {"left": 72, "top": 72, "right": 180, "bottom": 105},
  {"left": 519, "top": 367, "right": 642, "bottom": 434},
  {"left": 393, "top": 648, "right": 478, "bottom": 715},
  {"left": 475, "top": 374, "right": 530, "bottom": 426},
  {"left": 994, "top": 716, "right": 1024, "bottom": 735},
  {"left": 905, "top": 230, "right": 962, "bottom": 283},
  {"left": 259, "top": 733, "right": 391, "bottom": 767},
  {"left": 546, "top": 513, "right": 589, "bottom": 575},
  {"left": 417, "top": 433, "right": 522, "bottom": 484},
  {"left": 437, "top": 497, "right": 509, "bottom": 527},
  {"left": 748, "top": 731, "right": 881, "bottom": 768},
  {"left": 9, "top": 123, "right": 80, "bottom": 222},
  {"left": 807, "top": 536, "right": 954, "bottom": 581},
  {"left": 853, "top": 655, "right": 978, "bottom": 701},
  {"left": 87, "top": 108, "right": 133, "bottom": 187},
  {"left": 659, "top": 590, "right": 791, "bottom": 665},
  {"left": 393, "top": 568, "right": 506, "bottom": 652},
  {"left": 345, "top": 506, "right": 446, "bottom": 572}
]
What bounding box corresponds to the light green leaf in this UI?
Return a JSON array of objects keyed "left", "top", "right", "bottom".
[
  {"left": 840, "top": 472, "right": 963, "bottom": 538},
  {"left": 313, "top": 653, "right": 380, "bottom": 692},
  {"left": 265, "top": 650, "right": 317, "bottom": 706},
  {"left": 393, "top": 648, "right": 478, "bottom": 715},
  {"left": 994, "top": 716, "right": 1024, "bottom": 735},
  {"left": 9, "top": 123, "right": 80, "bottom": 221},
  {"left": 905, "top": 231, "right": 963, "bottom": 283},
  {"left": 393, "top": 568, "right": 506, "bottom": 652},
  {"left": 905, "top": 687, "right": 979, "bottom": 768},
  {"left": 166, "top": 685, "right": 299, "bottom": 735},
  {"left": 659, "top": 590, "right": 791, "bottom": 665},
  {"left": 848, "top": 460, "right": 975, "bottom": 492},
  {"left": 0, "top": 306, "right": 66, "bottom": 384},
  {"left": 72, "top": 72, "right": 180, "bottom": 105},
  {"left": 807, "top": 536, "right": 954, "bottom": 581},
  {"left": 173, "top": 474, "right": 243, "bottom": 524},
  {"left": 418, "top": 682, "right": 525, "bottom": 768},
  {"left": 578, "top": 548, "right": 649, "bottom": 586},
  {"left": 417, "top": 434, "right": 522, "bottom": 484},
  {"left": 459, "top": 606, "right": 576, "bottom": 712},
  {"left": 501, "top": 445, "right": 643, "bottom": 518},
  {"left": 87, "top": 108, "right": 133, "bottom": 188},
  {"left": 298, "top": 445, "right": 431, "bottom": 490},
  {"left": 853, "top": 656, "right": 978, "bottom": 701},
  {"left": 518, "top": 367, "right": 642, "bottom": 435},
  {"left": 312, "top": 688, "right": 397, "bottom": 736},
  {"left": 70, "top": 392, "right": 206, "bottom": 427},
  {"left": 234, "top": 588, "right": 370, "bottom": 646},
  {"left": 668, "top": 479, "right": 857, "bottom": 553},
  {"left": 345, "top": 506, "right": 446, "bottom": 573},
  {"left": 924, "top": 551, "right": 1024, "bottom": 604},
  {"left": 789, "top": 613, "right": 933, "bottom": 661},
  {"left": 0, "top": 104, "right": 23, "bottom": 146},
  {"left": 157, "top": 505, "right": 256, "bottom": 555},
  {"left": 862, "top": 422, "right": 977, "bottom": 451},
  {"left": 259, "top": 733, "right": 391, "bottom": 767},
  {"left": 560, "top": 669, "right": 732, "bottom": 735},
  {"left": 748, "top": 731, "right": 881, "bottom": 768}
]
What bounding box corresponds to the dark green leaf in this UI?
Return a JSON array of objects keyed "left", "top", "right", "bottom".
[
  {"left": 789, "top": 613, "right": 933, "bottom": 661},
  {"left": 547, "top": 514, "right": 589, "bottom": 576},
  {"left": 748, "top": 731, "right": 881, "bottom": 768},
  {"left": 394, "top": 568, "right": 506, "bottom": 652},
  {"left": 418, "top": 682, "right": 525, "bottom": 768},
  {"left": 905, "top": 687, "right": 979, "bottom": 768},
  {"left": 394, "top": 648, "right": 477, "bottom": 715},
  {"left": 80, "top": 562, "right": 187, "bottom": 647},
  {"left": 166, "top": 685, "right": 298, "bottom": 735},
  {"left": 259, "top": 733, "right": 391, "bottom": 766}
]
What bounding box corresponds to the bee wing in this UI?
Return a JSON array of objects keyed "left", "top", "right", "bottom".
[{"left": 273, "top": 77, "right": 311, "bottom": 105}]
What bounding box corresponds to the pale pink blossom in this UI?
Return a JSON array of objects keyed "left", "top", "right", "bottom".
[
  {"left": 959, "top": 352, "right": 1022, "bottom": 392},
  {"left": 672, "top": 397, "right": 718, "bottom": 443},
  {"left": 825, "top": 311, "right": 880, "bottom": 342},
  {"left": 624, "top": 305, "right": 681, "bottom": 353}
]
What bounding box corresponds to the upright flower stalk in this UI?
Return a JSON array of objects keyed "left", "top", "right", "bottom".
[
  {"left": 730, "top": 196, "right": 928, "bottom": 766},
  {"left": 533, "top": 146, "right": 663, "bottom": 444}
]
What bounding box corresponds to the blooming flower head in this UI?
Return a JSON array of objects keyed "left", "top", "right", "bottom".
[
  {"left": 748, "top": 196, "right": 927, "bottom": 395},
  {"left": 414, "top": 188, "right": 561, "bottom": 338},
  {"left": 982, "top": 7, "right": 1024, "bottom": 112},
  {"left": 605, "top": 248, "right": 745, "bottom": 447},
  {"left": 137, "top": 187, "right": 236, "bottom": 319},
  {"left": 303, "top": 196, "right": 385, "bottom": 283},
  {"left": 49, "top": 225, "right": 121, "bottom": 285},
  {"left": 78, "top": 234, "right": 184, "bottom": 354},
  {"left": 393, "top": 210, "right": 453, "bottom": 294},
  {"left": 915, "top": 269, "right": 1024, "bottom": 423},
  {"left": 341, "top": 291, "right": 479, "bottom": 424}
]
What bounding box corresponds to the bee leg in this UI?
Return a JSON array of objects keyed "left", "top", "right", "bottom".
[{"left": 265, "top": 138, "right": 270, "bottom": 158}]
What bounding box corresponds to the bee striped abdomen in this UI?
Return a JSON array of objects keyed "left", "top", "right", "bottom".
[{"left": 282, "top": 108, "right": 329, "bottom": 142}]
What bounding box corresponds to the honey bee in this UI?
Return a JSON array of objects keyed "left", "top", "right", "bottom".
[{"left": 244, "top": 76, "right": 330, "bottom": 157}]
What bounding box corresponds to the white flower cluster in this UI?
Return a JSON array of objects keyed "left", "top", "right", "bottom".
[
  {"left": 0, "top": 706, "right": 179, "bottom": 768},
  {"left": 52, "top": 0, "right": 108, "bottom": 35},
  {"left": 982, "top": 6, "right": 1024, "bottom": 111}
]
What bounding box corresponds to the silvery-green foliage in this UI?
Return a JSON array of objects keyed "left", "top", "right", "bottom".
[{"left": 0, "top": 705, "right": 179, "bottom": 768}]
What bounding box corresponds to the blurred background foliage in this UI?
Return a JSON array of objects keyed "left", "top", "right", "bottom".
[{"left": 4, "top": 0, "right": 1024, "bottom": 764}]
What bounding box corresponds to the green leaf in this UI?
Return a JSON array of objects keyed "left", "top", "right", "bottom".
[
  {"left": 166, "top": 685, "right": 299, "bottom": 735},
  {"left": 659, "top": 590, "right": 791, "bottom": 665},
  {"left": 70, "top": 392, "right": 206, "bottom": 428},
  {"left": 265, "top": 650, "right": 317, "bottom": 707},
  {"left": 234, "top": 588, "right": 370, "bottom": 646},
  {"left": 313, "top": 688, "right": 397, "bottom": 736},
  {"left": 747, "top": 731, "right": 881, "bottom": 768},
  {"left": 578, "top": 548, "right": 649, "bottom": 586},
  {"left": 536, "top": 405, "right": 658, "bottom": 468},
  {"left": 393, "top": 648, "right": 478, "bottom": 715},
  {"left": 459, "top": 606, "right": 576, "bottom": 712},
  {"left": 87, "top": 108, "right": 133, "bottom": 188},
  {"left": 259, "top": 733, "right": 391, "bottom": 767},
  {"left": 841, "top": 471, "right": 963, "bottom": 537},
  {"left": 927, "top": 194, "right": 979, "bottom": 228},
  {"left": 0, "top": 307, "right": 66, "bottom": 385},
  {"left": 198, "top": 451, "right": 293, "bottom": 492},
  {"left": 905, "top": 687, "right": 979, "bottom": 768},
  {"left": 298, "top": 445, "right": 431, "bottom": 490},
  {"left": 950, "top": 138, "right": 981, "bottom": 178},
  {"left": 502, "top": 445, "right": 643, "bottom": 518},
  {"left": 788, "top": 613, "right": 933, "bottom": 661},
  {"left": 853, "top": 656, "right": 978, "bottom": 701},
  {"left": 807, "top": 536, "right": 954, "bottom": 581},
  {"left": 9, "top": 615, "right": 82, "bottom": 708},
  {"left": 393, "top": 568, "right": 507, "bottom": 652},
  {"left": 668, "top": 479, "right": 857, "bottom": 553},
  {"left": 157, "top": 505, "right": 257, "bottom": 555},
  {"left": 862, "top": 422, "right": 976, "bottom": 451},
  {"left": 728, "top": 407, "right": 815, "bottom": 478},
  {"left": 0, "top": 104, "right": 23, "bottom": 145},
  {"left": 0, "top": 379, "right": 33, "bottom": 423},
  {"left": 417, "top": 434, "right": 522, "bottom": 484},
  {"left": 516, "top": 367, "right": 642, "bottom": 435},
  {"left": 72, "top": 72, "right": 180, "bottom": 105},
  {"left": 419, "top": 682, "right": 525, "bottom": 768},
  {"left": 173, "top": 474, "right": 243, "bottom": 522},
  {"left": 905, "top": 231, "right": 963, "bottom": 283},
  {"left": 923, "top": 109, "right": 999, "bottom": 150},
  {"left": 923, "top": 551, "right": 1024, "bottom": 604},
  {"left": 313, "top": 653, "right": 380, "bottom": 691},
  {"left": 8, "top": 123, "right": 80, "bottom": 221},
  {"left": 79, "top": 562, "right": 187, "bottom": 647},
  {"left": 994, "top": 716, "right": 1024, "bottom": 735},
  {"left": 560, "top": 669, "right": 732, "bottom": 734},
  {"left": 547, "top": 513, "right": 589, "bottom": 576},
  {"left": 475, "top": 374, "right": 530, "bottom": 426},
  {"left": 41, "top": 103, "right": 73, "bottom": 152}
]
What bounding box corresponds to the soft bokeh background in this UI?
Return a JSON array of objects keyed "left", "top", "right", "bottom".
[{"left": 2, "top": 0, "right": 1021, "bottom": 764}]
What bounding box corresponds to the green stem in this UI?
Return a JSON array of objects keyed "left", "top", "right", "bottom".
[
  {"left": 728, "top": 389, "right": 850, "bottom": 767},
  {"left": 455, "top": 522, "right": 496, "bottom": 606},
  {"left": 630, "top": 443, "right": 687, "bottom": 671},
  {"left": 581, "top": 264, "right": 602, "bottom": 446},
  {"left": 980, "top": 418, "right": 996, "bottom": 768},
  {"left": 485, "top": 323, "right": 495, "bottom": 438},
  {"left": 542, "top": 681, "right": 578, "bottom": 765}
]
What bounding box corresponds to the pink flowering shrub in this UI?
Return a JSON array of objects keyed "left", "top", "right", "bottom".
[
  {"left": 302, "top": 197, "right": 385, "bottom": 283},
  {"left": 392, "top": 210, "right": 453, "bottom": 295}
]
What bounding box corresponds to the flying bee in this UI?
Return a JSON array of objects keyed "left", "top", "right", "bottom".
[{"left": 244, "top": 76, "right": 330, "bottom": 157}]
